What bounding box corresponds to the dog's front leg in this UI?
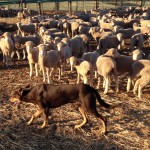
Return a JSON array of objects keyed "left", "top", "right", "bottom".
[
  {"left": 27, "top": 109, "right": 43, "bottom": 126},
  {"left": 40, "top": 108, "right": 49, "bottom": 129}
]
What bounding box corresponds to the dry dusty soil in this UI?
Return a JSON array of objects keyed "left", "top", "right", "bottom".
[{"left": 0, "top": 17, "right": 150, "bottom": 150}]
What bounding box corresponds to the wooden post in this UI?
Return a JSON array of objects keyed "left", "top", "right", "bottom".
[
  {"left": 38, "top": 2, "right": 42, "bottom": 15},
  {"left": 68, "top": 0, "right": 72, "bottom": 15},
  {"left": 120, "top": 0, "right": 123, "bottom": 7},
  {"left": 83, "top": 0, "right": 85, "bottom": 11},
  {"left": 20, "top": 0, "right": 23, "bottom": 11},
  {"left": 55, "top": 2, "right": 59, "bottom": 14},
  {"left": 115, "top": 0, "right": 118, "bottom": 8},
  {"left": 96, "top": 0, "right": 98, "bottom": 9}
]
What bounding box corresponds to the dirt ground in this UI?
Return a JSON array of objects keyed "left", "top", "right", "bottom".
[{"left": 0, "top": 18, "right": 150, "bottom": 150}]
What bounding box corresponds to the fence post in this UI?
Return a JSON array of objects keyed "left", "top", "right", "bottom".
[
  {"left": 96, "top": 0, "right": 98, "bottom": 9},
  {"left": 120, "top": 0, "right": 123, "bottom": 7},
  {"left": 38, "top": 2, "right": 42, "bottom": 15},
  {"left": 68, "top": 0, "right": 72, "bottom": 15},
  {"left": 55, "top": 2, "right": 59, "bottom": 14}
]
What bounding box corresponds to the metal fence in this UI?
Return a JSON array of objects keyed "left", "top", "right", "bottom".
[{"left": 0, "top": 0, "right": 150, "bottom": 15}]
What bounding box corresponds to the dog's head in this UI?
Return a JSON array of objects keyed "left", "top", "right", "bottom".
[{"left": 10, "top": 85, "right": 31, "bottom": 105}]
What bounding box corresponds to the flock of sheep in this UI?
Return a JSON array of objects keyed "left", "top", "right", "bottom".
[{"left": 0, "top": 6, "right": 150, "bottom": 99}]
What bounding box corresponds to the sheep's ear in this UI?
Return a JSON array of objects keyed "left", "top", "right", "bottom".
[{"left": 0, "top": 35, "right": 4, "bottom": 38}]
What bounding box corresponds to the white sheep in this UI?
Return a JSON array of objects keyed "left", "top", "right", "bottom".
[
  {"left": 97, "top": 33, "right": 123, "bottom": 55},
  {"left": 130, "top": 33, "right": 149, "bottom": 51},
  {"left": 69, "top": 56, "right": 79, "bottom": 71},
  {"left": 25, "top": 41, "right": 39, "bottom": 77},
  {"left": 0, "top": 32, "right": 14, "bottom": 66},
  {"left": 57, "top": 41, "right": 72, "bottom": 74},
  {"left": 133, "top": 66, "right": 150, "bottom": 99},
  {"left": 82, "top": 50, "right": 99, "bottom": 78},
  {"left": 38, "top": 44, "right": 61, "bottom": 84},
  {"left": 127, "top": 59, "right": 150, "bottom": 93},
  {"left": 74, "top": 60, "right": 93, "bottom": 86},
  {"left": 96, "top": 48, "right": 119, "bottom": 94}
]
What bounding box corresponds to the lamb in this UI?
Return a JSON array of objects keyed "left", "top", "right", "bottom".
[
  {"left": 0, "top": 32, "right": 14, "bottom": 66},
  {"left": 133, "top": 66, "right": 150, "bottom": 99},
  {"left": 25, "top": 41, "right": 39, "bottom": 77},
  {"left": 96, "top": 48, "right": 119, "bottom": 94},
  {"left": 130, "top": 33, "right": 149, "bottom": 51},
  {"left": 127, "top": 59, "right": 150, "bottom": 93},
  {"left": 74, "top": 60, "right": 93, "bottom": 86},
  {"left": 38, "top": 44, "right": 61, "bottom": 84}
]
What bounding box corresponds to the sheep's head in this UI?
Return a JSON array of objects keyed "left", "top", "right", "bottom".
[
  {"left": 105, "top": 48, "right": 120, "bottom": 58},
  {"left": 1, "top": 32, "right": 11, "bottom": 38},
  {"left": 132, "top": 49, "right": 143, "bottom": 60}
]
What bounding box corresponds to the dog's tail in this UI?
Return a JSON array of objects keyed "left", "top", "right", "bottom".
[{"left": 91, "top": 86, "right": 111, "bottom": 108}]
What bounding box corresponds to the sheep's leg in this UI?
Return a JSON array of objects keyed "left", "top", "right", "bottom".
[
  {"left": 77, "top": 73, "right": 80, "bottom": 84},
  {"left": 16, "top": 50, "right": 21, "bottom": 60},
  {"left": 35, "top": 63, "right": 38, "bottom": 77},
  {"left": 42, "top": 69, "right": 46, "bottom": 83},
  {"left": 127, "top": 77, "right": 132, "bottom": 93},
  {"left": 22, "top": 49, "right": 26, "bottom": 60},
  {"left": 46, "top": 68, "right": 50, "bottom": 84},
  {"left": 11, "top": 51, "right": 15, "bottom": 59},
  {"left": 71, "top": 65, "right": 73, "bottom": 71},
  {"left": 58, "top": 68, "right": 61, "bottom": 81},
  {"left": 5, "top": 55, "right": 9, "bottom": 67},
  {"left": 29, "top": 63, "right": 33, "bottom": 77},
  {"left": 61, "top": 64, "right": 64, "bottom": 76},
  {"left": 104, "top": 77, "right": 109, "bottom": 94},
  {"left": 133, "top": 79, "right": 140, "bottom": 95},
  {"left": 3, "top": 53, "right": 6, "bottom": 64},
  {"left": 94, "top": 70, "right": 97, "bottom": 78},
  {"left": 96, "top": 76, "right": 101, "bottom": 89},
  {"left": 115, "top": 77, "right": 119, "bottom": 93},
  {"left": 138, "top": 80, "right": 148, "bottom": 99},
  {"left": 83, "top": 76, "right": 88, "bottom": 84},
  {"left": 90, "top": 71, "right": 93, "bottom": 86},
  {"left": 103, "top": 78, "right": 106, "bottom": 88}
]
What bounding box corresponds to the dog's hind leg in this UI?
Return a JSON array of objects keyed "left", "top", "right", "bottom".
[
  {"left": 93, "top": 111, "right": 107, "bottom": 136},
  {"left": 27, "top": 109, "right": 43, "bottom": 126},
  {"left": 74, "top": 107, "right": 88, "bottom": 130}
]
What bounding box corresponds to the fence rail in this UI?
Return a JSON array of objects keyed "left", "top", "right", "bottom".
[{"left": 0, "top": 0, "right": 150, "bottom": 16}]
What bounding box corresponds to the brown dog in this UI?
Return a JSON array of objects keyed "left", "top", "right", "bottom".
[{"left": 10, "top": 83, "right": 113, "bottom": 135}]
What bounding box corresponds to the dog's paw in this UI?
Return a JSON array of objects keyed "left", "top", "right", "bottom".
[{"left": 27, "top": 121, "right": 32, "bottom": 126}]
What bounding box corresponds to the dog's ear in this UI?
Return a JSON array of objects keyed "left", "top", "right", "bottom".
[{"left": 25, "top": 84, "right": 31, "bottom": 89}]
